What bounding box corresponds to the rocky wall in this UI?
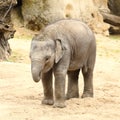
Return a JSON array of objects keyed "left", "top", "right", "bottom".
[{"left": 16, "top": 0, "right": 110, "bottom": 34}]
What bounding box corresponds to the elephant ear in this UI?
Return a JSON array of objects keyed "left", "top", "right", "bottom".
[{"left": 55, "top": 39, "right": 66, "bottom": 63}]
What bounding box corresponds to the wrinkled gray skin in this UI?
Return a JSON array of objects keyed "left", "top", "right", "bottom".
[{"left": 30, "top": 19, "right": 96, "bottom": 108}]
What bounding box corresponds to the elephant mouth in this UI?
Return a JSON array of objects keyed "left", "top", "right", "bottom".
[{"left": 43, "top": 61, "right": 53, "bottom": 73}]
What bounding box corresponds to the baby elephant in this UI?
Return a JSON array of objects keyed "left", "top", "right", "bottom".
[{"left": 30, "top": 19, "right": 96, "bottom": 108}]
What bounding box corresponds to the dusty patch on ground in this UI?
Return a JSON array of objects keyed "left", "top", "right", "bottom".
[{"left": 0, "top": 34, "right": 120, "bottom": 120}]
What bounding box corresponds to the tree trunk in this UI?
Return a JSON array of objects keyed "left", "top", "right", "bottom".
[
  {"left": 101, "top": 11, "right": 120, "bottom": 26},
  {"left": 0, "top": 0, "right": 17, "bottom": 60},
  {"left": 0, "top": 22, "right": 16, "bottom": 60},
  {"left": 100, "top": 9, "right": 120, "bottom": 35}
]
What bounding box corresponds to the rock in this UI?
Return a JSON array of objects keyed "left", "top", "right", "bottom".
[{"left": 21, "top": 0, "right": 109, "bottom": 34}]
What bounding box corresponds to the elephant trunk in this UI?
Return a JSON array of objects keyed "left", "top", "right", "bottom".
[
  {"left": 31, "top": 68, "right": 41, "bottom": 82},
  {"left": 31, "top": 62, "right": 43, "bottom": 83}
]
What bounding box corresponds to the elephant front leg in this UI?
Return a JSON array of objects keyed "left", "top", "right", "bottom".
[
  {"left": 53, "top": 71, "right": 66, "bottom": 108},
  {"left": 42, "top": 70, "right": 54, "bottom": 105},
  {"left": 82, "top": 68, "right": 93, "bottom": 98}
]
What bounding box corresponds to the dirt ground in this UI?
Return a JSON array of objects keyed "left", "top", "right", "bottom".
[{"left": 0, "top": 30, "right": 120, "bottom": 120}]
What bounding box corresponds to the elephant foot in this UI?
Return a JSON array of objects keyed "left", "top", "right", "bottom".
[
  {"left": 53, "top": 101, "right": 66, "bottom": 108},
  {"left": 42, "top": 99, "right": 54, "bottom": 105},
  {"left": 66, "top": 93, "right": 79, "bottom": 100},
  {"left": 81, "top": 92, "right": 93, "bottom": 98}
]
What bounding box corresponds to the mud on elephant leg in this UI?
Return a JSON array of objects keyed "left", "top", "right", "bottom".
[
  {"left": 42, "top": 70, "right": 54, "bottom": 105},
  {"left": 81, "top": 68, "right": 93, "bottom": 98},
  {"left": 66, "top": 69, "right": 80, "bottom": 100}
]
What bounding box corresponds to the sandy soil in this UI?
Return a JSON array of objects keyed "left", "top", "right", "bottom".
[{"left": 0, "top": 33, "right": 120, "bottom": 120}]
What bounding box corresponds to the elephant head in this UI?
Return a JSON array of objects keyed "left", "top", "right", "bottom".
[{"left": 30, "top": 35, "right": 66, "bottom": 82}]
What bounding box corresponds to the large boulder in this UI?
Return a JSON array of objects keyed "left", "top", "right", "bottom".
[{"left": 21, "top": 0, "right": 109, "bottom": 34}]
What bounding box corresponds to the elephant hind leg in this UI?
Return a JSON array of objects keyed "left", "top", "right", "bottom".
[
  {"left": 66, "top": 69, "right": 80, "bottom": 100},
  {"left": 81, "top": 67, "right": 93, "bottom": 98}
]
